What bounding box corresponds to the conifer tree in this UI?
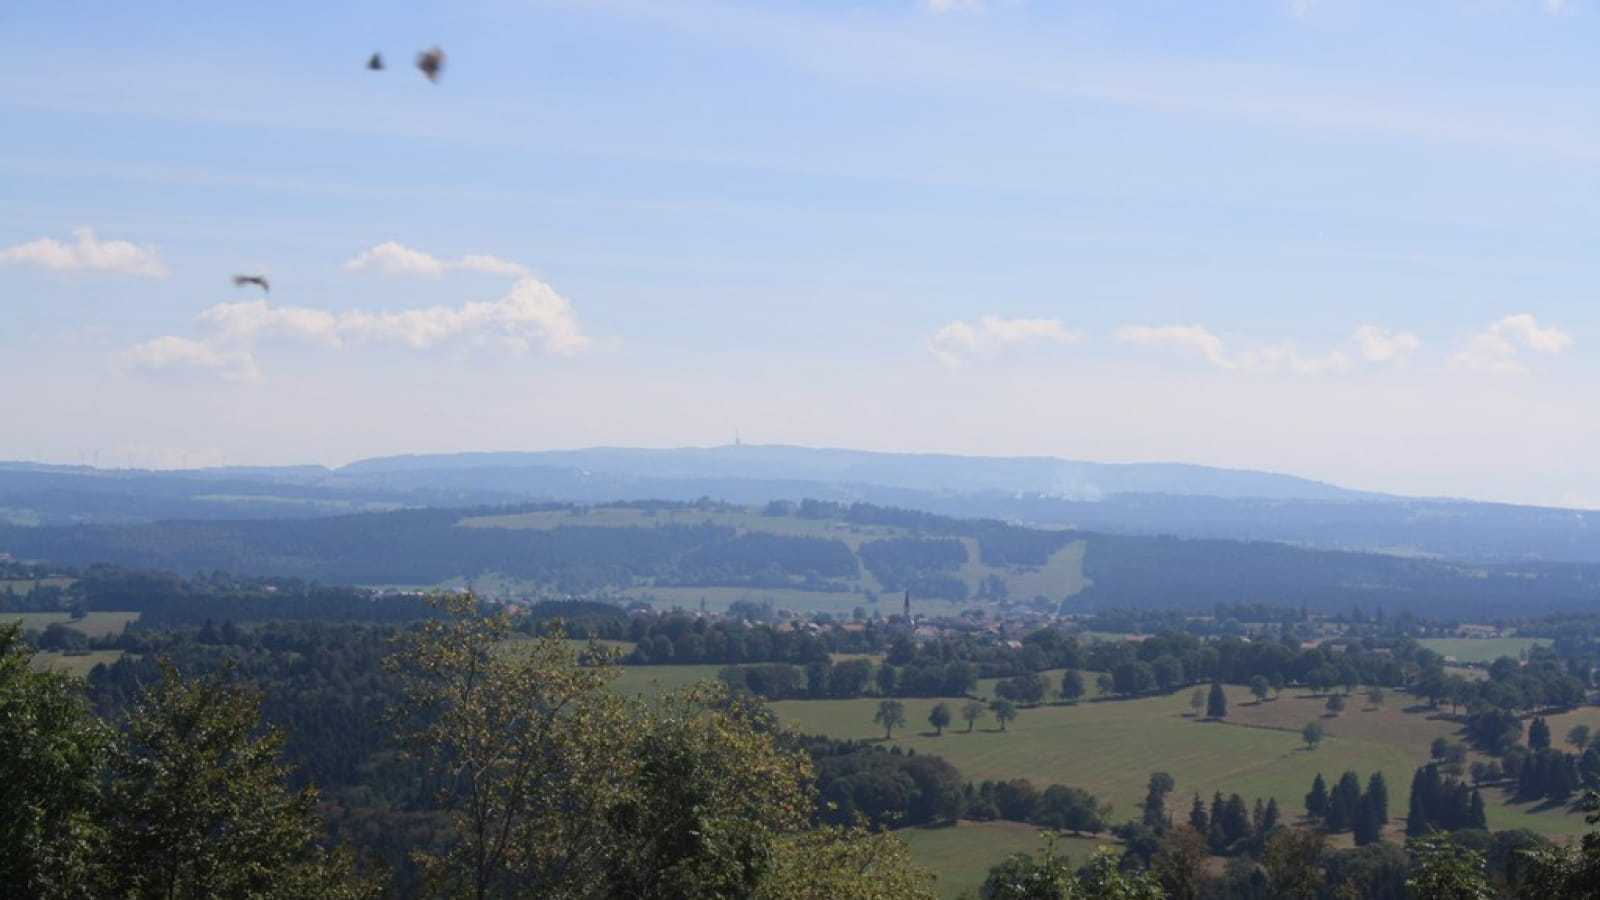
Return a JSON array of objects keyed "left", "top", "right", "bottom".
[
  {"left": 1305, "top": 773, "right": 1329, "bottom": 820},
  {"left": 1531, "top": 716, "right": 1552, "bottom": 751},
  {"left": 1206, "top": 682, "right": 1228, "bottom": 719},
  {"left": 1189, "top": 794, "right": 1208, "bottom": 833},
  {"left": 1366, "top": 771, "right": 1389, "bottom": 827},
  {"left": 1407, "top": 767, "right": 1431, "bottom": 837}
]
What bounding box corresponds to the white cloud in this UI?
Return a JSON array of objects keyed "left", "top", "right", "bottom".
[
  {"left": 1116, "top": 323, "right": 1426, "bottom": 375},
  {"left": 1448, "top": 314, "right": 1572, "bottom": 375},
  {"left": 125, "top": 276, "right": 593, "bottom": 380},
  {"left": 927, "top": 315, "right": 1076, "bottom": 366},
  {"left": 1117, "top": 324, "right": 1233, "bottom": 369},
  {"left": 342, "top": 241, "right": 532, "bottom": 278},
  {"left": 122, "top": 336, "right": 261, "bottom": 382},
  {"left": 1353, "top": 325, "right": 1421, "bottom": 365},
  {"left": 0, "top": 227, "right": 168, "bottom": 278},
  {"left": 1544, "top": 0, "right": 1577, "bottom": 15}
]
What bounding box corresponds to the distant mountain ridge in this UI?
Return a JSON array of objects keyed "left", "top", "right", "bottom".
[
  {"left": 0, "top": 444, "right": 1595, "bottom": 564},
  {"left": 336, "top": 445, "right": 1377, "bottom": 503}
]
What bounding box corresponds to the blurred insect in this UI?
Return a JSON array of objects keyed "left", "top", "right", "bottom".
[
  {"left": 367, "top": 52, "right": 384, "bottom": 71},
  {"left": 416, "top": 47, "right": 444, "bottom": 83},
  {"left": 232, "top": 275, "right": 270, "bottom": 293}
]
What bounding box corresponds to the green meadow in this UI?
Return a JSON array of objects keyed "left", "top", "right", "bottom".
[
  {"left": 899, "top": 821, "right": 1116, "bottom": 900},
  {"left": 1418, "top": 636, "right": 1550, "bottom": 664},
  {"left": 609, "top": 663, "right": 726, "bottom": 697},
  {"left": 6, "top": 610, "right": 139, "bottom": 638},
  {"left": 30, "top": 649, "right": 128, "bottom": 678},
  {"left": 455, "top": 506, "right": 1087, "bottom": 616},
  {"left": 772, "top": 685, "right": 1594, "bottom": 839},
  {"left": 0, "top": 575, "right": 77, "bottom": 597}
]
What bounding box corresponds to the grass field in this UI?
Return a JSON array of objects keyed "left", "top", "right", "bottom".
[
  {"left": 5, "top": 610, "right": 139, "bottom": 638},
  {"left": 621, "top": 586, "right": 880, "bottom": 618},
  {"left": 974, "top": 668, "right": 1112, "bottom": 702},
  {"left": 457, "top": 506, "right": 1088, "bottom": 617},
  {"left": 0, "top": 575, "right": 76, "bottom": 598},
  {"left": 30, "top": 649, "right": 127, "bottom": 677},
  {"left": 899, "top": 821, "right": 1116, "bottom": 899},
  {"left": 989, "top": 540, "right": 1088, "bottom": 606},
  {"left": 772, "top": 685, "right": 1595, "bottom": 839},
  {"left": 609, "top": 663, "right": 725, "bottom": 697},
  {"left": 460, "top": 506, "right": 910, "bottom": 550},
  {"left": 1418, "top": 637, "right": 1550, "bottom": 664}
]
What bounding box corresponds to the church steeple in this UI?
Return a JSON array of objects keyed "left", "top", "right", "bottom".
[{"left": 903, "top": 589, "right": 911, "bottom": 622}]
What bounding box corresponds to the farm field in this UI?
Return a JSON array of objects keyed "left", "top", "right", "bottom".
[
  {"left": 609, "top": 663, "right": 725, "bottom": 697},
  {"left": 456, "top": 506, "right": 1088, "bottom": 616},
  {"left": 460, "top": 506, "right": 910, "bottom": 549},
  {"left": 772, "top": 685, "right": 1594, "bottom": 839},
  {"left": 0, "top": 575, "right": 76, "bottom": 597},
  {"left": 5, "top": 610, "right": 139, "bottom": 638},
  {"left": 975, "top": 668, "right": 1112, "bottom": 702},
  {"left": 1418, "top": 637, "right": 1549, "bottom": 664},
  {"left": 30, "top": 649, "right": 127, "bottom": 678},
  {"left": 898, "top": 821, "right": 1115, "bottom": 900},
  {"left": 621, "top": 586, "right": 883, "bottom": 618},
  {"left": 953, "top": 538, "right": 1088, "bottom": 606}
]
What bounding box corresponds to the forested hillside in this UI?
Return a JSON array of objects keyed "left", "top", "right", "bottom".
[{"left": 4, "top": 500, "right": 1597, "bottom": 618}]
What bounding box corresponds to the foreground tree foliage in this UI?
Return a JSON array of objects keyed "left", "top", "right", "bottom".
[
  {"left": 104, "top": 659, "right": 372, "bottom": 900},
  {"left": 0, "top": 621, "right": 109, "bottom": 899},
  {"left": 0, "top": 620, "right": 373, "bottom": 900},
  {"left": 387, "top": 593, "right": 935, "bottom": 900},
  {"left": 980, "top": 836, "right": 1163, "bottom": 900}
]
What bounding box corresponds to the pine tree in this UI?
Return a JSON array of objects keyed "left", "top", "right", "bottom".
[
  {"left": 1530, "top": 716, "right": 1552, "bottom": 750},
  {"left": 1468, "top": 789, "right": 1487, "bottom": 830},
  {"left": 1366, "top": 771, "right": 1389, "bottom": 827},
  {"left": 1262, "top": 797, "right": 1281, "bottom": 834},
  {"left": 1221, "top": 794, "right": 1251, "bottom": 849},
  {"left": 1189, "top": 794, "right": 1208, "bottom": 833},
  {"left": 1206, "top": 682, "right": 1228, "bottom": 719},
  {"left": 1207, "top": 792, "right": 1227, "bottom": 851},
  {"left": 1327, "top": 771, "right": 1361, "bottom": 832},
  {"left": 1305, "top": 773, "right": 1329, "bottom": 820},
  {"left": 1406, "top": 767, "right": 1432, "bottom": 836}
]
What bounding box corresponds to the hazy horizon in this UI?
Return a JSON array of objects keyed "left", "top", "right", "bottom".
[{"left": 5, "top": 0, "right": 1597, "bottom": 508}]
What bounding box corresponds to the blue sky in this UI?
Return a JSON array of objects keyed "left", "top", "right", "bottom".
[{"left": 1, "top": 0, "right": 1596, "bottom": 506}]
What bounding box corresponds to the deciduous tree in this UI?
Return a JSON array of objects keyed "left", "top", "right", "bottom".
[
  {"left": 875, "top": 699, "right": 907, "bottom": 740},
  {"left": 0, "top": 621, "right": 110, "bottom": 899},
  {"left": 991, "top": 698, "right": 1018, "bottom": 732},
  {"left": 104, "top": 659, "right": 356, "bottom": 900},
  {"left": 962, "top": 700, "right": 986, "bottom": 733}
]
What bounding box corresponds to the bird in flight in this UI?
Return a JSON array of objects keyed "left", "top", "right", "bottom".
[
  {"left": 367, "top": 52, "right": 384, "bottom": 71},
  {"left": 232, "top": 275, "right": 270, "bottom": 293},
  {"left": 416, "top": 47, "right": 444, "bottom": 83}
]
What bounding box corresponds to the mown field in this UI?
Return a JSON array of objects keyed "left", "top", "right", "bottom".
[
  {"left": 0, "top": 575, "right": 76, "bottom": 597},
  {"left": 1418, "top": 636, "right": 1550, "bottom": 664},
  {"left": 771, "top": 685, "right": 1595, "bottom": 839},
  {"left": 609, "top": 663, "right": 725, "bottom": 697},
  {"left": 899, "top": 821, "right": 1115, "bottom": 899},
  {"left": 455, "top": 507, "right": 1087, "bottom": 616},
  {"left": 30, "top": 649, "right": 128, "bottom": 677},
  {"left": 6, "top": 610, "right": 139, "bottom": 638}
]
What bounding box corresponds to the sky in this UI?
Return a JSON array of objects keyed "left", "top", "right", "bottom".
[{"left": 1, "top": 0, "right": 1597, "bottom": 507}]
